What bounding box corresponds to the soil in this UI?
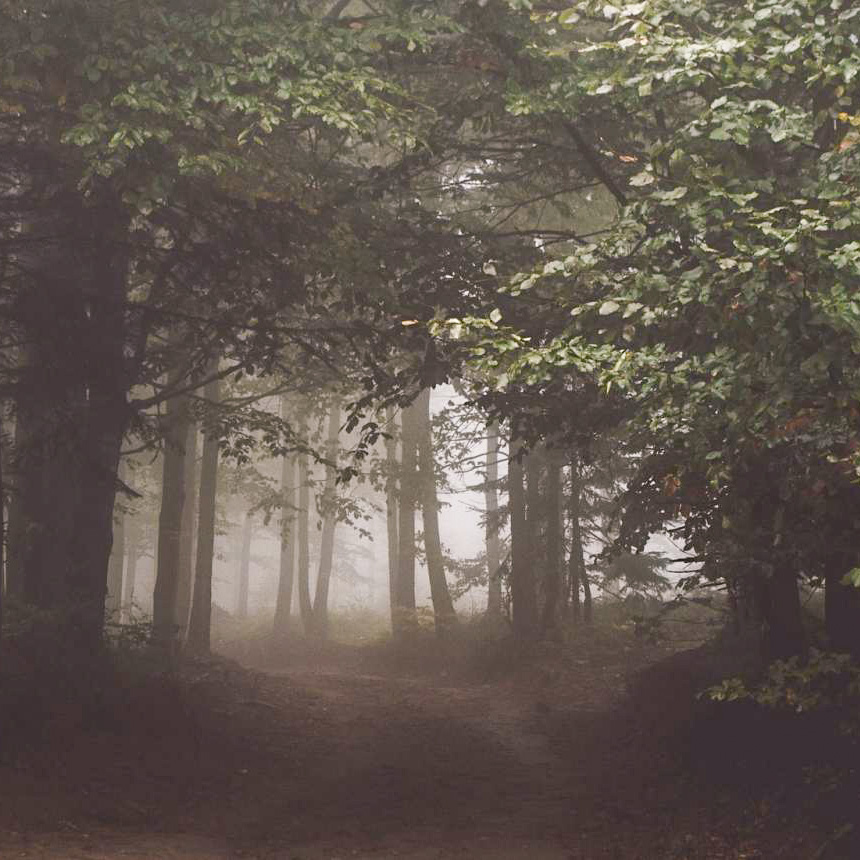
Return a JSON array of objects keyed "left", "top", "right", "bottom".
[{"left": 0, "top": 629, "right": 837, "bottom": 859}]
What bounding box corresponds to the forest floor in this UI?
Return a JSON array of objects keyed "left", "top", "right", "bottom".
[{"left": 0, "top": 621, "right": 845, "bottom": 859}]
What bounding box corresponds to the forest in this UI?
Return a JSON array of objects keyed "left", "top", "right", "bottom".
[{"left": 1, "top": 0, "right": 860, "bottom": 857}]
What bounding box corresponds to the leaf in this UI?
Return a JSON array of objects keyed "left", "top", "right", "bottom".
[
  {"left": 489, "top": 308, "right": 502, "bottom": 323},
  {"left": 599, "top": 300, "right": 620, "bottom": 315},
  {"left": 483, "top": 261, "right": 497, "bottom": 276},
  {"left": 629, "top": 170, "right": 654, "bottom": 186}
]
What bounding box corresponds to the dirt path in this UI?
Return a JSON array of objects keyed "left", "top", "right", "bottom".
[{"left": 0, "top": 640, "right": 811, "bottom": 859}]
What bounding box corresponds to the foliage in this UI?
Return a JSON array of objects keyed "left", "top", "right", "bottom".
[{"left": 705, "top": 649, "right": 860, "bottom": 722}]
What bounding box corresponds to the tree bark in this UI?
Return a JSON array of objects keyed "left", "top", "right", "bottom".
[
  {"left": 825, "top": 553, "right": 860, "bottom": 656},
  {"left": 297, "top": 413, "right": 313, "bottom": 634},
  {"left": 121, "top": 519, "right": 138, "bottom": 625},
  {"left": 394, "top": 399, "right": 420, "bottom": 638},
  {"left": 509, "top": 429, "right": 537, "bottom": 640},
  {"left": 311, "top": 401, "right": 341, "bottom": 639},
  {"left": 484, "top": 421, "right": 503, "bottom": 618},
  {"left": 236, "top": 512, "right": 252, "bottom": 618},
  {"left": 186, "top": 374, "right": 220, "bottom": 655},
  {"left": 541, "top": 452, "right": 563, "bottom": 636},
  {"left": 175, "top": 421, "right": 198, "bottom": 639},
  {"left": 567, "top": 455, "right": 586, "bottom": 624},
  {"left": 152, "top": 390, "right": 191, "bottom": 651},
  {"left": 385, "top": 406, "right": 399, "bottom": 630},
  {"left": 273, "top": 398, "right": 297, "bottom": 639},
  {"left": 105, "top": 486, "right": 125, "bottom": 620},
  {"left": 416, "top": 388, "right": 456, "bottom": 636},
  {"left": 760, "top": 568, "right": 804, "bottom": 659}
]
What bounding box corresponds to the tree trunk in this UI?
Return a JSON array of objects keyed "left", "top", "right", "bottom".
[
  {"left": 67, "top": 197, "right": 131, "bottom": 649},
  {"left": 567, "top": 456, "right": 586, "bottom": 624},
  {"left": 416, "top": 388, "right": 456, "bottom": 636},
  {"left": 541, "top": 452, "right": 563, "bottom": 636},
  {"left": 175, "top": 421, "right": 198, "bottom": 639},
  {"left": 4, "top": 405, "right": 25, "bottom": 603},
  {"left": 385, "top": 405, "right": 399, "bottom": 630},
  {"left": 152, "top": 390, "right": 191, "bottom": 651},
  {"left": 484, "top": 421, "right": 503, "bottom": 618},
  {"left": 297, "top": 413, "right": 313, "bottom": 634},
  {"left": 273, "top": 398, "right": 296, "bottom": 639},
  {"left": 121, "top": 520, "right": 138, "bottom": 625},
  {"left": 105, "top": 487, "right": 125, "bottom": 620},
  {"left": 186, "top": 374, "right": 220, "bottom": 656},
  {"left": 760, "top": 567, "right": 804, "bottom": 660},
  {"left": 394, "top": 399, "right": 420, "bottom": 638},
  {"left": 311, "top": 401, "right": 341, "bottom": 639},
  {"left": 825, "top": 552, "right": 860, "bottom": 656},
  {"left": 509, "top": 430, "right": 537, "bottom": 640},
  {"left": 236, "top": 512, "right": 252, "bottom": 619}
]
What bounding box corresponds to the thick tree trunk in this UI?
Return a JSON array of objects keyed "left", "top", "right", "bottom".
[
  {"left": 236, "top": 512, "right": 252, "bottom": 618},
  {"left": 273, "top": 396, "right": 296, "bottom": 639},
  {"left": 416, "top": 389, "right": 456, "bottom": 636},
  {"left": 67, "top": 197, "right": 131, "bottom": 649},
  {"left": 152, "top": 390, "right": 191, "bottom": 651},
  {"left": 541, "top": 453, "right": 563, "bottom": 636},
  {"left": 385, "top": 406, "right": 399, "bottom": 630},
  {"left": 175, "top": 422, "right": 198, "bottom": 639},
  {"left": 297, "top": 414, "right": 313, "bottom": 634},
  {"left": 311, "top": 401, "right": 341, "bottom": 639},
  {"left": 4, "top": 407, "right": 25, "bottom": 602},
  {"left": 825, "top": 552, "right": 860, "bottom": 656},
  {"left": 760, "top": 567, "right": 804, "bottom": 659},
  {"left": 394, "top": 399, "right": 420, "bottom": 638},
  {"left": 484, "top": 421, "right": 503, "bottom": 618},
  {"left": 186, "top": 374, "right": 220, "bottom": 655},
  {"left": 509, "top": 431, "right": 537, "bottom": 640}
]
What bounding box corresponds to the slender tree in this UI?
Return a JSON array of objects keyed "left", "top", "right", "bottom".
[
  {"left": 311, "top": 400, "right": 341, "bottom": 639},
  {"left": 152, "top": 389, "right": 191, "bottom": 651},
  {"left": 416, "top": 388, "right": 456, "bottom": 635},
  {"left": 394, "top": 399, "right": 420, "bottom": 637},
  {"left": 384, "top": 405, "right": 399, "bottom": 630},
  {"left": 484, "top": 420, "right": 503, "bottom": 618},
  {"left": 186, "top": 374, "right": 220, "bottom": 655},
  {"left": 236, "top": 512, "right": 253, "bottom": 619},
  {"left": 273, "top": 398, "right": 297, "bottom": 639},
  {"left": 175, "top": 422, "right": 199, "bottom": 638},
  {"left": 509, "top": 429, "right": 537, "bottom": 639},
  {"left": 297, "top": 413, "right": 313, "bottom": 632}
]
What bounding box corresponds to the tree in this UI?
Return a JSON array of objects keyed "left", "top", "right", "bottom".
[
  {"left": 416, "top": 388, "right": 457, "bottom": 635},
  {"left": 186, "top": 374, "right": 221, "bottom": 656}
]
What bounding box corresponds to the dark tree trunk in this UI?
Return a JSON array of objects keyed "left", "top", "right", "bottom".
[
  {"left": 175, "top": 422, "right": 198, "bottom": 640},
  {"left": 484, "top": 421, "right": 503, "bottom": 618},
  {"left": 416, "top": 389, "right": 456, "bottom": 636},
  {"left": 297, "top": 413, "right": 313, "bottom": 634},
  {"left": 541, "top": 453, "right": 563, "bottom": 636},
  {"left": 311, "top": 401, "right": 341, "bottom": 639},
  {"left": 509, "top": 431, "right": 538, "bottom": 640},
  {"left": 394, "top": 399, "right": 420, "bottom": 638},
  {"left": 186, "top": 374, "right": 220, "bottom": 655},
  {"left": 273, "top": 396, "right": 296, "bottom": 639},
  {"left": 67, "top": 197, "right": 131, "bottom": 649},
  {"left": 236, "top": 512, "right": 252, "bottom": 618},
  {"left": 4, "top": 406, "right": 25, "bottom": 603},
  {"left": 825, "top": 552, "right": 860, "bottom": 656},
  {"left": 760, "top": 567, "right": 804, "bottom": 660},
  {"left": 385, "top": 406, "right": 399, "bottom": 630},
  {"left": 152, "top": 390, "right": 191, "bottom": 651}
]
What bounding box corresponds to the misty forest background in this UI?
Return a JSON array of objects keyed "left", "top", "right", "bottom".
[{"left": 2, "top": 0, "right": 860, "bottom": 858}]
